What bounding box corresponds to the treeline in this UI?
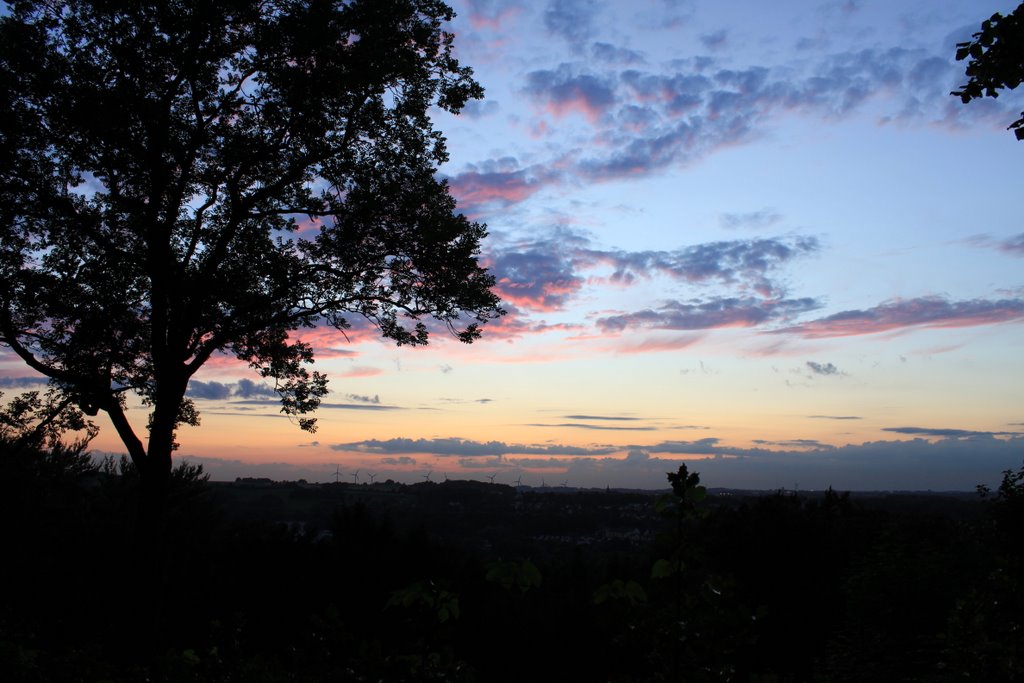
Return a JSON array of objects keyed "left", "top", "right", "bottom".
[{"left": 1, "top": 441, "right": 1022, "bottom": 682}]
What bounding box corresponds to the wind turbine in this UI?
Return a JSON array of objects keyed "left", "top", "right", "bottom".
[
  {"left": 332, "top": 464, "right": 342, "bottom": 483},
  {"left": 541, "top": 477, "right": 547, "bottom": 488},
  {"left": 422, "top": 470, "right": 432, "bottom": 483},
  {"left": 487, "top": 472, "right": 498, "bottom": 484},
  {"left": 443, "top": 472, "right": 449, "bottom": 482},
  {"left": 514, "top": 475, "right": 523, "bottom": 488},
  {"left": 367, "top": 472, "right": 377, "bottom": 484},
  {"left": 350, "top": 469, "right": 360, "bottom": 484}
]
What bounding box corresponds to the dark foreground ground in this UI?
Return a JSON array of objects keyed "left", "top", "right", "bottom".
[{"left": 2, "top": 445, "right": 1022, "bottom": 682}]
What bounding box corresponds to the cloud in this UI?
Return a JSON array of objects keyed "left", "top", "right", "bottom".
[
  {"left": 235, "top": 378, "right": 277, "bottom": 399},
  {"left": 453, "top": 301, "right": 584, "bottom": 341},
  {"left": 1000, "top": 233, "right": 1024, "bottom": 256},
  {"left": 643, "top": 438, "right": 722, "bottom": 454},
  {"left": 345, "top": 393, "right": 380, "bottom": 404},
  {"left": 577, "top": 236, "right": 820, "bottom": 296},
  {"left": 806, "top": 361, "right": 842, "bottom": 376},
  {"left": 699, "top": 29, "right": 728, "bottom": 51},
  {"left": 610, "top": 334, "right": 704, "bottom": 354},
  {"left": 563, "top": 414, "right": 642, "bottom": 421},
  {"left": 882, "top": 427, "right": 1021, "bottom": 438},
  {"left": 752, "top": 438, "right": 827, "bottom": 448},
  {"left": 544, "top": 0, "right": 597, "bottom": 46},
  {"left": 459, "top": 99, "right": 501, "bottom": 118},
  {"left": 720, "top": 209, "right": 782, "bottom": 230},
  {"left": 288, "top": 321, "right": 371, "bottom": 356},
  {"left": 188, "top": 378, "right": 276, "bottom": 401},
  {"left": 188, "top": 381, "right": 234, "bottom": 400},
  {"left": 524, "top": 64, "right": 617, "bottom": 121},
  {"left": 230, "top": 399, "right": 399, "bottom": 411},
  {"left": 809, "top": 415, "right": 862, "bottom": 420},
  {"left": 339, "top": 366, "right": 383, "bottom": 378},
  {"left": 597, "top": 296, "right": 821, "bottom": 333},
  {"left": 463, "top": 0, "right": 523, "bottom": 30},
  {"left": 332, "top": 437, "right": 617, "bottom": 457},
  {"left": 591, "top": 42, "right": 645, "bottom": 65},
  {"left": 316, "top": 402, "right": 398, "bottom": 411},
  {"left": 483, "top": 44, "right": 1023, "bottom": 195},
  {"left": 439, "top": 397, "right": 494, "bottom": 405},
  {"left": 0, "top": 376, "right": 48, "bottom": 389},
  {"left": 527, "top": 423, "right": 658, "bottom": 431},
  {"left": 450, "top": 167, "right": 534, "bottom": 203},
  {"left": 969, "top": 232, "right": 1024, "bottom": 257},
  {"left": 778, "top": 296, "right": 1024, "bottom": 338},
  {"left": 447, "top": 159, "right": 556, "bottom": 216},
  {"left": 489, "top": 246, "right": 584, "bottom": 311},
  {"left": 382, "top": 456, "right": 417, "bottom": 466},
  {"left": 481, "top": 230, "right": 819, "bottom": 334},
  {"left": 565, "top": 435, "right": 1024, "bottom": 491}
]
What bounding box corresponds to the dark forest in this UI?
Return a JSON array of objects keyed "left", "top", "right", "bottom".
[{"left": 2, "top": 439, "right": 1022, "bottom": 682}]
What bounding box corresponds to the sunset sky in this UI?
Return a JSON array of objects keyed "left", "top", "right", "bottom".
[{"left": 5, "top": 0, "right": 1023, "bottom": 490}]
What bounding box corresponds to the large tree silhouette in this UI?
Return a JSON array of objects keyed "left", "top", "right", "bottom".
[{"left": 0, "top": 0, "right": 502, "bottom": 526}]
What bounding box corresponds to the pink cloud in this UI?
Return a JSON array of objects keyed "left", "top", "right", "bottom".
[
  {"left": 339, "top": 366, "right": 383, "bottom": 378},
  {"left": 1000, "top": 234, "right": 1024, "bottom": 256},
  {"left": 448, "top": 170, "right": 543, "bottom": 212},
  {"left": 284, "top": 322, "right": 377, "bottom": 358},
  {"left": 488, "top": 247, "right": 584, "bottom": 312},
  {"left": 466, "top": 3, "right": 522, "bottom": 31},
  {"left": 292, "top": 215, "right": 324, "bottom": 239},
  {"left": 780, "top": 297, "right": 1024, "bottom": 339},
  {"left": 524, "top": 68, "right": 617, "bottom": 124},
  {"left": 611, "top": 334, "right": 704, "bottom": 354},
  {"left": 495, "top": 279, "right": 582, "bottom": 312},
  {"left": 542, "top": 99, "right": 607, "bottom": 124},
  {"left": 475, "top": 309, "right": 583, "bottom": 342}
]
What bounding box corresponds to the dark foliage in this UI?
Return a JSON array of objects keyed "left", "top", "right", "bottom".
[
  {"left": 3, "top": 452, "right": 1022, "bottom": 681},
  {"left": 952, "top": 2, "right": 1024, "bottom": 139}
]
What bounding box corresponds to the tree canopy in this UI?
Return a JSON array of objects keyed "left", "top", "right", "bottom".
[
  {"left": 0, "top": 0, "right": 503, "bottom": 517},
  {"left": 952, "top": 2, "right": 1024, "bottom": 140}
]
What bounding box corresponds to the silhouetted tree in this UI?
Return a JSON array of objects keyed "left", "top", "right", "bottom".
[
  {"left": 952, "top": 2, "right": 1024, "bottom": 140},
  {"left": 0, "top": 387, "right": 97, "bottom": 454},
  {"left": 0, "top": 0, "right": 502, "bottom": 528}
]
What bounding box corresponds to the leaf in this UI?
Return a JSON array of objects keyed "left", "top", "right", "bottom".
[
  {"left": 651, "top": 558, "right": 675, "bottom": 579},
  {"left": 520, "top": 559, "right": 542, "bottom": 589},
  {"left": 624, "top": 580, "right": 648, "bottom": 605}
]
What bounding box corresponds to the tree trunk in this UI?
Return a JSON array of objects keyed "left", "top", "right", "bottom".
[
  {"left": 133, "top": 411, "right": 177, "bottom": 665},
  {"left": 138, "top": 445, "right": 172, "bottom": 539}
]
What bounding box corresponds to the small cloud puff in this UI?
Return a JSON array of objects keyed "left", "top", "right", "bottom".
[
  {"left": 806, "top": 361, "right": 842, "bottom": 376},
  {"left": 699, "top": 29, "right": 728, "bottom": 51},
  {"left": 345, "top": 393, "right": 380, "bottom": 404},
  {"left": 720, "top": 209, "right": 782, "bottom": 230}
]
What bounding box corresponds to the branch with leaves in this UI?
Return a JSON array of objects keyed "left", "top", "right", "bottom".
[{"left": 952, "top": 3, "right": 1024, "bottom": 140}]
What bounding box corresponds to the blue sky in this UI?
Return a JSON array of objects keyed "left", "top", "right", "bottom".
[{"left": 3, "top": 0, "right": 1022, "bottom": 489}]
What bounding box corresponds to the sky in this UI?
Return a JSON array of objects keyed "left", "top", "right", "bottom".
[{"left": 4, "top": 0, "right": 1024, "bottom": 490}]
